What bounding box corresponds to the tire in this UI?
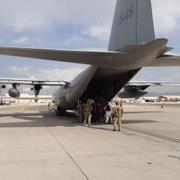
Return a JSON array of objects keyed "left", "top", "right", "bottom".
[{"left": 56, "top": 106, "right": 66, "bottom": 116}]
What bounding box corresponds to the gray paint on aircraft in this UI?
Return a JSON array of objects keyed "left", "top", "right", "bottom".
[
  {"left": 0, "top": 0, "right": 180, "bottom": 111},
  {"left": 108, "top": 0, "right": 155, "bottom": 51}
]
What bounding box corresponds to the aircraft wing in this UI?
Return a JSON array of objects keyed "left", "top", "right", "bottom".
[
  {"left": 127, "top": 81, "right": 180, "bottom": 89},
  {"left": 118, "top": 81, "right": 180, "bottom": 98},
  {"left": 124, "top": 81, "right": 180, "bottom": 94},
  {"left": 0, "top": 78, "right": 69, "bottom": 86},
  {"left": 147, "top": 54, "right": 180, "bottom": 66},
  {"left": 0, "top": 78, "right": 70, "bottom": 101},
  {"left": 128, "top": 81, "right": 180, "bottom": 86}
]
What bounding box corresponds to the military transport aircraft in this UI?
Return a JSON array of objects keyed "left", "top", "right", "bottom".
[{"left": 0, "top": 0, "right": 180, "bottom": 114}]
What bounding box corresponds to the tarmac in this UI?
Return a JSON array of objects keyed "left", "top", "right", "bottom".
[{"left": 0, "top": 103, "right": 180, "bottom": 180}]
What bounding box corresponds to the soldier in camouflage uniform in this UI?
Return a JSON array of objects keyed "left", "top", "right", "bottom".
[
  {"left": 83, "top": 100, "right": 93, "bottom": 127},
  {"left": 112, "top": 100, "right": 123, "bottom": 131}
]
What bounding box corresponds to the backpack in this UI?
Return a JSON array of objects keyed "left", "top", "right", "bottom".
[
  {"left": 115, "top": 107, "right": 120, "bottom": 115},
  {"left": 113, "top": 106, "right": 121, "bottom": 116}
]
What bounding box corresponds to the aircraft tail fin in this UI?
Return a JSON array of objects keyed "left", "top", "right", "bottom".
[{"left": 108, "top": 0, "right": 155, "bottom": 51}]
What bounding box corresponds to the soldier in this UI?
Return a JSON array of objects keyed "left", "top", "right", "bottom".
[
  {"left": 83, "top": 100, "right": 93, "bottom": 127},
  {"left": 112, "top": 100, "right": 123, "bottom": 131}
]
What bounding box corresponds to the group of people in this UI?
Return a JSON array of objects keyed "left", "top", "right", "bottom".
[{"left": 76, "top": 99, "right": 123, "bottom": 131}]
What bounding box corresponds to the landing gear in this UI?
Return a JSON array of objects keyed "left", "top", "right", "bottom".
[{"left": 56, "top": 105, "right": 66, "bottom": 116}]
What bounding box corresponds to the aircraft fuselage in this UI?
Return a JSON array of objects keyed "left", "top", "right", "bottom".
[{"left": 53, "top": 38, "right": 168, "bottom": 111}]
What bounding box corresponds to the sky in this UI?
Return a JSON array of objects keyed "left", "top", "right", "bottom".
[{"left": 0, "top": 0, "right": 180, "bottom": 95}]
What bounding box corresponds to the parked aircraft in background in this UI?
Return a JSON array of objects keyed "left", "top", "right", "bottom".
[{"left": 0, "top": 0, "right": 180, "bottom": 114}]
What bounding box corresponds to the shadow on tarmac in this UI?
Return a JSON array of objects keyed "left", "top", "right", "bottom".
[
  {"left": 125, "top": 111, "right": 162, "bottom": 114},
  {"left": 0, "top": 111, "right": 80, "bottom": 128},
  {"left": 0, "top": 109, "right": 157, "bottom": 128},
  {"left": 90, "top": 119, "right": 157, "bottom": 132},
  {"left": 123, "top": 120, "right": 156, "bottom": 124},
  {"left": 168, "top": 155, "right": 180, "bottom": 161}
]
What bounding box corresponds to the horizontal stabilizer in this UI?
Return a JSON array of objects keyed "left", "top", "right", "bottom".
[
  {"left": 0, "top": 47, "right": 125, "bottom": 66},
  {"left": 0, "top": 38, "right": 168, "bottom": 70},
  {"left": 147, "top": 54, "right": 180, "bottom": 66}
]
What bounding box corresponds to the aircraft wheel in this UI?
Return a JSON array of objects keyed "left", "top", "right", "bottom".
[{"left": 56, "top": 106, "right": 66, "bottom": 116}]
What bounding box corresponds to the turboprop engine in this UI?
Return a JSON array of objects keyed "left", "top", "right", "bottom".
[{"left": 8, "top": 88, "right": 20, "bottom": 98}]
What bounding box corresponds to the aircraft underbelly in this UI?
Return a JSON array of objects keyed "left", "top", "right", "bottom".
[
  {"left": 55, "top": 66, "right": 140, "bottom": 109},
  {"left": 82, "top": 67, "right": 140, "bottom": 101}
]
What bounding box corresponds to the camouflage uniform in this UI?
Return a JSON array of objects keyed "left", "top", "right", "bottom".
[
  {"left": 83, "top": 102, "right": 93, "bottom": 127},
  {"left": 112, "top": 101, "right": 123, "bottom": 131}
]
